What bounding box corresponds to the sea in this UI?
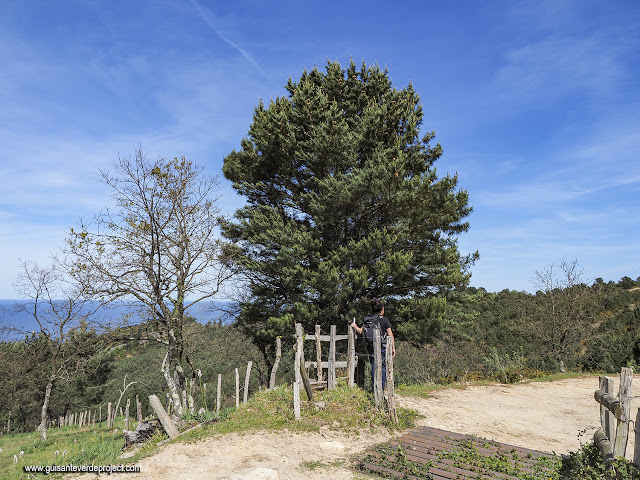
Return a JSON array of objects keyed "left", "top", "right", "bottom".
[{"left": 0, "top": 299, "right": 237, "bottom": 341}]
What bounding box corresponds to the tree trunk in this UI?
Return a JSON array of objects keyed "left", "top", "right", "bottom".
[
  {"left": 38, "top": 378, "right": 54, "bottom": 440},
  {"left": 161, "top": 350, "right": 183, "bottom": 415}
]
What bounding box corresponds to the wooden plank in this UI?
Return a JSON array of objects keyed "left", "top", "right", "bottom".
[
  {"left": 243, "top": 361, "right": 252, "bottom": 404},
  {"left": 305, "top": 360, "right": 348, "bottom": 369},
  {"left": 373, "top": 329, "right": 383, "bottom": 408},
  {"left": 294, "top": 323, "right": 303, "bottom": 421},
  {"left": 269, "top": 337, "right": 281, "bottom": 389},
  {"left": 235, "top": 368, "right": 240, "bottom": 408},
  {"left": 328, "top": 325, "right": 337, "bottom": 390},
  {"left": 385, "top": 336, "right": 398, "bottom": 423},
  {"left": 299, "top": 358, "right": 314, "bottom": 401},
  {"left": 600, "top": 376, "right": 614, "bottom": 440},
  {"left": 315, "top": 325, "right": 322, "bottom": 383},
  {"left": 347, "top": 324, "right": 355, "bottom": 386},
  {"left": 633, "top": 408, "right": 640, "bottom": 471},
  {"left": 595, "top": 390, "right": 622, "bottom": 420},
  {"left": 594, "top": 427, "right": 614, "bottom": 468},
  {"left": 305, "top": 334, "right": 348, "bottom": 342},
  {"left": 148, "top": 394, "right": 179, "bottom": 439},
  {"left": 614, "top": 367, "right": 633, "bottom": 458},
  {"left": 216, "top": 374, "right": 222, "bottom": 414}
]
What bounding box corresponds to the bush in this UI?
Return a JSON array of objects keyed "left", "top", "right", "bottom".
[{"left": 561, "top": 442, "right": 639, "bottom": 479}]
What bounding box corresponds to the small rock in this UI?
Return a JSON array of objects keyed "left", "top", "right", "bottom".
[{"left": 319, "top": 441, "right": 346, "bottom": 452}]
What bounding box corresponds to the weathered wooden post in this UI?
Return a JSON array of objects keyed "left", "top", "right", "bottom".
[
  {"left": 107, "top": 402, "right": 112, "bottom": 428},
  {"left": 600, "top": 376, "right": 615, "bottom": 440},
  {"left": 614, "top": 367, "right": 633, "bottom": 458},
  {"left": 243, "top": 361, "right": 253, "bottom": 404},
  {"left": 633, "top": 408, "right": 640, "bottom": 475},
  {"left": 124, "top": 399, "right": 131, "bottom": 430},
  {"left": 347, "top": 324, "right": 355, "bottom": 387},
  {"left": 217, "top": 374, "right": 222, "bottom": 415},
  {"left": 385, "top": 336, "right": 398, "bottom": 423},
  {"left": 373, "top": 329, "right": 383, "bottom": 408},
  {"left": 148, "top": 394, "right": 179, "bottom": 439},
  {"left": 136, "top": 395, "right": 143, "bottom": 425},
  {"left": 328, "top": 325, "right": 337, "bottom": 390},
  {"left": 315, "top": 325, "right": 323, "bottom": 383},
  {"left": 99, "top": 405, "right": 102, "bottom": 426},
  {"left": 235, "top": 368, "right": 240, "bottom": 408},
  {"left": 269, "top": 337, "right": 282, "bottom": 389},
  {"left": 294, "top": 323, "right": 303, "bottom": 420}
]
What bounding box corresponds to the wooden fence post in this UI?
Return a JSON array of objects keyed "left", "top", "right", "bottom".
[
  {"left": 270, "top": 337, "right": 282, "bottom": 389},
  {"left": 235, "top": 368, "right": 240, "bottom": 408},
  {"left": 136, "top": 395, "right": 143, "bottom": 425},
  {"left": 124, "top": 399, "right": 130, "bottom": 430},
  {"left": 148, "top": 394, "right": 179, "bottom": 439},
  {"left": 614, "top": 367, "right": 633, "bottom": 458},
  {"left": 243, "top": 361, "right": 253, "bottom": 404},
  {"left": 315, "top": 325, "right": 323, "bottom": 383},
  {"left": 600, "top": 376, "right": 615, "bottom": 441},
  {"left": 385, "top": 336, "right": 398, "bottom": 423},
  {"left": 294, "top": 323, "right": 303, "bottom": 420},
  {"left": 328, "top": 325, "right": 337, "bottom": 390},
  {"left": 633, "top": 408, "right": 640, "bottom": 475},
  {"left": 347, "top": 324, "right": 355, "bottom": 387},
  {"left": 217, "top": 374, "right": 222, "bottom": 415},
  {"left": 107, "top": 402, "right": 112, "bottom": 428},
  {"left": 373, "top": 329, "right": 383, "bottom": 408}
]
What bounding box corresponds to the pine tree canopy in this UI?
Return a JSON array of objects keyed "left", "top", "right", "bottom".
[{"left": 222, "top": 60, "right": 478, "bottom": 351}]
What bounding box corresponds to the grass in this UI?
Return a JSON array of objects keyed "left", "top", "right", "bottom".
[
  {"left": 181, "top": 383, "right": 419, "bottom": 442},
  {"left": 0, "top": 383, "right": 417, "bottom": 479},
  {"left": 357, "top": 439, "right": 564, "bottom": 480},
  {"left": 0, "top": 422, "right": 136, "bottom": 480},
  {"left": 0, "top": 373, "right": 601, "bottom": 479}
]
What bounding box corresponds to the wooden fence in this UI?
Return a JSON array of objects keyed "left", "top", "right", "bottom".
[
  {"left": 292, "top": 323, "right": 397, "bottom": 422},
  {"left": 593, "top": 367, "right": 640, "bottom": 475},
  {"left": 54, "top": 360, "right": 254, "bottom": 433}
]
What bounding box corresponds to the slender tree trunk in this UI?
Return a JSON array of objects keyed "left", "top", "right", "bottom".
[{"left": 38, "top": 377, "right": 54, "bottom": 440}]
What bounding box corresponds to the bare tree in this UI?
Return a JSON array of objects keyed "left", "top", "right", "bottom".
[
  {"left": 10, "top": 260, "right": 102, "bottom": 440},
  {"left": 66, "top": 150, "right": 234, "bottom": 415},
  {"left": 531, "top": 259, "right": 600, "bottom": 373}
]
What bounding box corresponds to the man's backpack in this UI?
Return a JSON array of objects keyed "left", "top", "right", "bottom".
[{"left": 363, "top": 313, "right": 387, "bottom": 345}]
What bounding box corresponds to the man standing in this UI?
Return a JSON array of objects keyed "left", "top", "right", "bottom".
[{"left": 351, "top": 299, "right": 395, "bottom": 390}]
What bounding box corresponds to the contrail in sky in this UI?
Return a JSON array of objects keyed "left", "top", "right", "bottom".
[{"left": 189, "top": 0, "right": 265, "bottom": 75}]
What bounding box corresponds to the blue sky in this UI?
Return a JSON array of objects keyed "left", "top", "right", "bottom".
[{"left": 1, "top": 0, "right": 638, "bottom": 298}]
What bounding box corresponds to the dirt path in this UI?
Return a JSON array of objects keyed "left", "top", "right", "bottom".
[{"left": 73, "top": 375, "right": 624, "bottom": 480}]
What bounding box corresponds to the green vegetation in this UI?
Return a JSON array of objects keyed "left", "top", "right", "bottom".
[
  {"left": 560, "top": 442, "right": 639, "bottom": 479},
  {"left": 0, "top": 417, "right": 142, "bottom": 480},
  {"left": 358, "top": 440, "right": 562, "bottom": 479},
  {"left": 357, "top": 437, "right": 640, "bottom": 479},
  {"left": 1, "top": 59, "right": 639, "bottom": 480},
  {"left": 221, "top": 59, "right": 478, "bottom": 371},
  {"left": 0, "top": 383, "right": 415, "bottom": 480}
]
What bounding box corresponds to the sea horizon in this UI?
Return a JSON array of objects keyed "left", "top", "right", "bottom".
[{"left": 0, "top": 298, "right": 237, "bottom": 341}]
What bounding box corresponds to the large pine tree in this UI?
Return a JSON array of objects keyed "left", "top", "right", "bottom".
[{"left": 222, "top": 60, "right": 477, "bottom": 365}]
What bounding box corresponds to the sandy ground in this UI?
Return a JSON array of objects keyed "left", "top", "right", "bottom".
[{"left": 72, "top": 375, "right": 634, "bottom": 480}]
